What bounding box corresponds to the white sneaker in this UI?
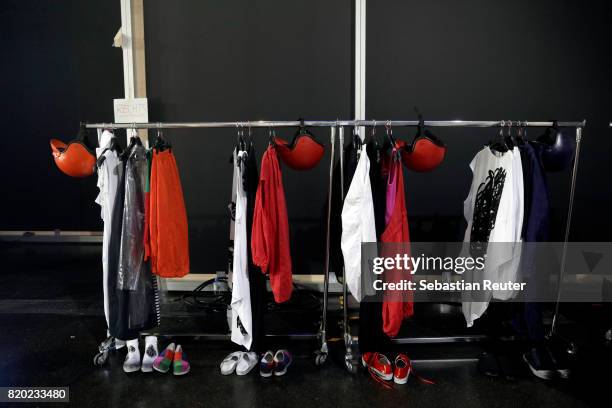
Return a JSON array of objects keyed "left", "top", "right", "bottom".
[
  {"left": 123, "top": 340, "right": 141, "bottom": 373},
  {"left": 141, "top": 336, "right": 158, "bottom": 373},
  {"left": 236, "top": 352, "right": 257, "bottom": 376},
  {"left": 220, "top": 351, "right": 243, "bottom": 375}
]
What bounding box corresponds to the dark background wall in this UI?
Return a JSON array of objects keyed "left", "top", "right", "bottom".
[
  {"left": 143, "top": 0, "right": 353, "bottom": 274},
  {"left": 0, "top": 0, "right": 123, "bottom": 230},
  {"left": 366, "top": 0, "right": 612, "bottom": 242},
  {"left": 2, "top": 1, "right": 610, "bottom": 272}
]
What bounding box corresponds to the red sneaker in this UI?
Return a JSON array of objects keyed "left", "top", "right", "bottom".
[
  {"left": 394, "top": 354, "right": 411, "bottom": 384},
  {"left": 361, "top": 352, "right": 393, "bottom": 381}
]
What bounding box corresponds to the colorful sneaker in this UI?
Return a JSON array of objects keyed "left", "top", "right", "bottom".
[
  {"left": 153, "top": 343, "right": 175, "bottom": 374},
  {"left": 273, "top": 350, "right": 292, "bottom": 376},
  {"left": 173, "top": 345, "right": 190, "bottom": 376},
  {"left": 394, "top": 354, "right": 410, "bottom": 384},
  {"left": 361, "top": 352, "right": 392, "bottom": 381},
  {"left": 259, "top": 351, "right": 275, "bottom": 378}
]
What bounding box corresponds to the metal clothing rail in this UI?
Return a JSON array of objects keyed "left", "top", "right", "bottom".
[
  {"left": 88, "top": 118, "right": 584, "bottom": 371},
  {"left": 86, "top": 120, "right": 586, "bottom": 129}
]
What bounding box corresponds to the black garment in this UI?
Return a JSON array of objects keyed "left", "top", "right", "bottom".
[
  {"left": 513, "top": 142, "right": 551, "bottom": 344},
  {"left": 519, "top": 146, "right": 534, "bottom": 239},
  {"left": 358, "top": 141, "right": 391, "bottom": 352},
  {"left": 244, "top": 143, "right": 267, "bottom": 352},
  {"left": 107, "top": 148, "right": 159, "bottom": 341}
]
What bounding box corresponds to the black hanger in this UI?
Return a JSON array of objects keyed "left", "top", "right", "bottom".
[
  {"left": 516, "top": 121, "right": 526, "bottom": 145},
  {"left": 153, "top": 125, "right": 172, "bottom": 152},
  {"left": 120, "top": 133, "right": 142, "bottom": 160},
  {"left": 352, "top": 126, "right": 363, "bottom": 153},
  {"left": 364, "top": 121, "right": 383, "bottom": 163},
  {"left": 385, "top": 121, "right": 401, "bottom": 161},
  {"left": 489, "top": 121, "right": 510, "bottom": 153},
  {"left": 94, "top": 129, "right": 123, "bottom": 170},
  {"left": 412, "top": 107, "right": 446, "bottom": 147},
  {"left": 504, "top": 121, "right": 516, "bottom": 149},
  {"left": 268, "top": 127, "right": 277, "bottom": 147}
]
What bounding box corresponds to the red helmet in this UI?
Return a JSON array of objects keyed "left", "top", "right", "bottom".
[
  {"left": 274, "top": 130, "right": 325, "bottom": 171},
  {"left": 399, "top": 131, "right": 447, "bottom": 172},
  {"left": 50, "top": 125, "right": 96, "bottom": 177}
]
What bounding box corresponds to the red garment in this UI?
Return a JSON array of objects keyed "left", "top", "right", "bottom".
[
  {"left": 251, "top": 146, "right": 292, "bottom": 303},
  {"left": 381, "top": 153, "right": 414, "bottom": 338},
  {"left": 145, "top": 149, "right": 190, "bottom": 278}
]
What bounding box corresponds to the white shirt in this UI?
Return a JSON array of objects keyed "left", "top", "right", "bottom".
[
  {"left": 462, "top": 146, "right": 524, "bottom": 326},
  {"left": 95, "top": 130, "right": 121, "bottom": 327},
  {"left": 341, "top": 144, "right": 377, "bottom": 302},
  {"left": 230, "top": 150, "right": 253, "bottom": 349}
]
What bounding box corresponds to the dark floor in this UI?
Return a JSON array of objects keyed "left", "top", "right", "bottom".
[{"left": 0, "top": 243, "right": 611, "bottom": 408}]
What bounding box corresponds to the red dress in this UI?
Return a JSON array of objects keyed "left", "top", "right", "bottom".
[
  {"left": 251, "top": 146, "right": 293, "bottom": 303},
  {"left": 381, "top": 153, "right": 414, "bottom": 337}
]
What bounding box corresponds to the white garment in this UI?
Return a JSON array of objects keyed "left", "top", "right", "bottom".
[
  {"left": 494, "top": 148, "right": 524, "bottom": 300},
  {"left": 340, "top": 144, "right": 377, "bottom": 302},
  {"left": 230, "top": 150, "right": 253, "bottom": 349},
  {"left": 95, "top": 130, "right": 120, "bottom": 328},
  {"left": 462, "top": 146, "right": 524, "bottom": 326}
]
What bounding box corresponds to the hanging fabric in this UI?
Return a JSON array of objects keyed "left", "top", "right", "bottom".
[
  {"left": 145, "top": 149, "right": 190, "bottom": 278},
  {"left": 117, "top": 142, "right": 148, "bottom": 291},
  {"left": 244, "top": 142, "right": 267, "bottom": 352},
  {"left": 381, "top": 148, "right": 414, "bottom": 338},
  {"left": 330, "top": 138, "right": 360, "bottom": 282},
  {"left": 359, "top": 141, "right": 391, "bottom": 352},
  {"left": 461, "top": 146, "right": 524, "bottom": 327},
  {"left": 513, "top": 141, "right": 551, "bottom": 342},
  {"left": 107, "top": 142, "right": 160, "bottom": 340},
  {"left": 230, "top": 149, "right": 253, "bottom": 349},
  {"left": 252, "top": 146, "right": 292, "bottom": 303},
  {"left": 95, "top": 129, "right": 120, "bottom": 327},
  {"left": 341, "top": 143, "right": 376, "bottom": 302}
]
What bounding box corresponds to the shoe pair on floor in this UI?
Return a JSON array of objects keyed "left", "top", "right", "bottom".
[
  {"left": 523, "top": 344, "right": 570, "bottom": 380},
  {"left": 153, "top": 343, "right": 190, "bottom": 376},
  {"left": 362, "top": 352, "right": 411, "bottom": 385},
  {"left": 220, "top": 351, "right": 258, "bottom": 376},
  {"left": 123, "top": 336, "right": 159, "bottom": 373},
  {"left": 260, "top": 350, "right": 292, "bottom": 377}
]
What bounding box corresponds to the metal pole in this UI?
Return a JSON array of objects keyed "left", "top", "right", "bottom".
[
  {"left": 85, "top": 120, "right": 586, "bottom": 129},
  {"left": 338, "top": 127, "right": 357, "bottom": 372},
  {"left": 316, "top": 126, "right": 336, "bottom": 365},
  {"left": 549, "top": 126, "right": 583, "bottom": 336}
]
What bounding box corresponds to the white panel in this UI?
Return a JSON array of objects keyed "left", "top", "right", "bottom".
[{"left": 355, "top": 0, "right": 366, "bottom": 140}]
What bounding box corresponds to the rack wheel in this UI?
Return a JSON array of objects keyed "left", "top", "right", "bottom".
[
  {"left": 345, "top": 359, "right": 357, "bottom": 374},
  {"left": 315, "top": 352, "right": 327, "bottom": 366},
  {"left": 93, "top": 351, "right": 108, "bottom": 366}
]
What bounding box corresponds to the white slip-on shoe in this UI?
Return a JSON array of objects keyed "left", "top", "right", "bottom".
[
  {"left": 236, "top": 352, "right": 258, "bottom": 376},
  {"left": 220, "top": 351, "right": 244, "bottom": 375},
  {"left": 141, "top": 336, "right": 158, "bottom": 373},
  {"left": 122, "top": 341, "right": 141, "bottom": 373}
]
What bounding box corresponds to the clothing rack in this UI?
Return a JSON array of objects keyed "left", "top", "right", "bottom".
[{"left": 87, "top": 119, "right": 584, "bottom": 370}]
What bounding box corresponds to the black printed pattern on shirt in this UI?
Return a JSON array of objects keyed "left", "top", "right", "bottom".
[{"left": 470, "top": 167, "right": 507, "bottom": 244}]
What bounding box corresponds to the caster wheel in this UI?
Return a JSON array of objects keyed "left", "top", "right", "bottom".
[
  {"left": 345, "top": 360, "right": 358, "bottom": 374},
  {"left": 315, "top": 352, "right": 327, "bottom": 366},
  {"left": 93, "top": 351, "right": 108, "bottom": 366}
]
